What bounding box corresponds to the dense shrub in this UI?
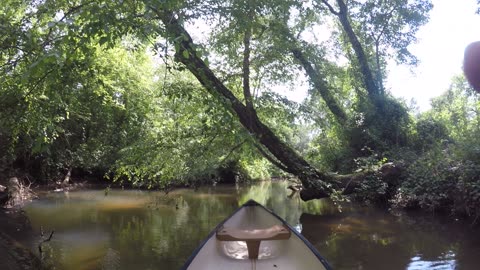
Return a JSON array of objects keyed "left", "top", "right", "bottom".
[
  {"left": 392, "top": 148, "right": 457, "bottom": 211},
  {"left": 392, "top": 144, "right": 480, "bottom": 219}
]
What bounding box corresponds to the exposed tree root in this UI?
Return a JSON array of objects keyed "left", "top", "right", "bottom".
[
  {"left": 3, "top": 177, "right": 37, "bottom": 208},
  {"left": 299, "top": 162, "right": 403, "bottom": 201}
]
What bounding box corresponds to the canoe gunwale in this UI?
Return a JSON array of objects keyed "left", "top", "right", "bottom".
[{"left": 180, "top": 199, "right": 333, "bottom": 270}]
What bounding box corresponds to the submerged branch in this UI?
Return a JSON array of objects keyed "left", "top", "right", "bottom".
[
  {"left": 300, "top": 162, "right": 403, "bottom": 200},
  {"left": 38, "top": 229, "right": 55, "bottom": 255}
]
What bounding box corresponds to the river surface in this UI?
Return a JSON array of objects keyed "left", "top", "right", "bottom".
[{"left": 18, "top": 181, "right": 480, "bottom": 270}]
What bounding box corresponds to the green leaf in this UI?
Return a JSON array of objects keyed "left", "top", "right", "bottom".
[{"left": 99, "top": 36, "right": 109, "bottom": 46}]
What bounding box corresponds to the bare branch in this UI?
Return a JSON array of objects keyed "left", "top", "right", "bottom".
[{"left": 38, "top": 229, "right": 55, "bottom": 254}]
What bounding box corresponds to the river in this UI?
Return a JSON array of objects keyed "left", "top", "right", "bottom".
[{"left": 16, "top": 181, "right": 480, "bottom": 269}]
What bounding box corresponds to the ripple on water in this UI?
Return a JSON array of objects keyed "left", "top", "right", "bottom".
[{"left": 407, "top": 251, "right": 457, "bottom": 270}]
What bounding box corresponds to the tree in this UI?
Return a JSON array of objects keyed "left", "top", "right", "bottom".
[
  {"left": 1, "top": 0, "right": 432, "bottom": 201},
  {"left": 312, "top": 0, "right": 431, "bottom": 151},
  {"left": 393, "top": 76, "right": 480, "bottom": 217},
  {"left": 148, "top": 0, "right": 431, "bottom": 199}
]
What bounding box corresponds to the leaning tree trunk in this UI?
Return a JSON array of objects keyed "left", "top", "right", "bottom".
[
  {"left": 152, "top": 8, "right": 403, "bottom": 200},
  {"left": 152, "top": 8, "right": 338, "bottom": 200}
]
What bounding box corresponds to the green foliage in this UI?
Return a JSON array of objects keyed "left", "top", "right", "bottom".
[
  {"left": 2, "top": 0, "right": 478, "bottom": 221},
  {"left": 394, "top": 148, "right": 457, "bottom": 210},
  {"left": 109, "top": 71, "right": 247, "bottom": 187},
  {"left": 394, "top": 147, "right": 480, "bottom": 219},
  {"left": 305, "top": 94, "right": 413, "bottom": 173},
  {"left": 356, "top": 173, "right": 388, "bottom": 203},
  {"left": 350, "top": 0, "right": 433, "bottom": 66},
  {"left": 455, "top": 161, "right": 480, "bottom": 217},
  {"left": 0, "top": 0, "right": 287, "bottom": 185},
  {"left": 414, "top": 117, "right": 449, "bottom": 150},
  {"left": 1, "top": 34, "right": 155, "bottom": 179},
  {"left": 305, "top": 124, "right": 353, "bottom": 172},
  {"left": 349, "top": 152, "right": 389, "bottom": 203},
  {"left": 393, "top": 76, "right": 480, "bottom": 217},
  {"left": 255, "top": 92, "right": 301, "bottom": 143}
]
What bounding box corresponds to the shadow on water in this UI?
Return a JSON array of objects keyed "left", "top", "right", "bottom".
[{"left": 16, "top": 181, "right": 480, "bottom": 270}]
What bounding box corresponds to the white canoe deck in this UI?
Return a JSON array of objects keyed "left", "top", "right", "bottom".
[{"left": 183, "top": 201, "right": 330, "bottom": 270}]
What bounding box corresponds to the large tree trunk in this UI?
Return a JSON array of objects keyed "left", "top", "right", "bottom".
[
  {"left": 153, "top": 9, "right": 337, "bottom": 200},
  {"left": 335, "top": 0, "right": 381, "bottom": 103},
  {"left": 153, "top": 9, "right": 403, "bottom": 200},
  {"left": 272, "top": 21, "right": 348, "bottom": 122},
  {"left": 290, "top": 47, "right": 348, "bottom": 122},
  {"left": 319, "top": 0, "right": 382, "bottom": 105}
]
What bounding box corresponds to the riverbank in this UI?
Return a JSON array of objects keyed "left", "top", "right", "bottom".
[
  {"left": 0, "top": 209, "right": 44, "bottom": 270},
  {"left": 3, "top": 172, "right": 479, "bottom": 227}
]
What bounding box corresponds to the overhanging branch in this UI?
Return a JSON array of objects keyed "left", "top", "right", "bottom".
[
  {"left": 319, "top": 0, "right": 340, "bottom": 15},
  {"left": 253, "top": 143, "right": 293, "bottom": 173}
]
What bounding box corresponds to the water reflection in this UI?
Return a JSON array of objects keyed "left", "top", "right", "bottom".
[
  {"left": 407, "top": 251, "right": 456, "bottom": 270},
  {"left": 19, "top": 181, "right": 480, "bottom": 270}
]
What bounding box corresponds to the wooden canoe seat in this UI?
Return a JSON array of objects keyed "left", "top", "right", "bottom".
[
  {"left": 216, "top": 225, "right": 291, "bottom": 241},
  {"left": 216, "top": 225, "right": 291, "bottom": 260}
]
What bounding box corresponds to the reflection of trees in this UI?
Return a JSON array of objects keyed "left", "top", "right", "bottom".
[
  {"left": 22, "top": 183, "right": 480, "bottom": 270},
  {"left": 101, "top": 248, "right": 120, "bottom": 270},
  {"left": 24, "top": 189, "right": 241, "bottom": 269},
  {"left": 239, "top": 181, "right": 337, "bottom": 225},
  {"left": 299, "top": 210, "right": 465, "bottom": 270},
  {"left": 100, "top": 189, "right": 241, "bottom": 269},
  {"left": 238, "top": 179, "right": 477, "bottom": 270}
]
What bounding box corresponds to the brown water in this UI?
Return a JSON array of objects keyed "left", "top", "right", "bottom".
[{"left": 19, "top": 181, "right": 480, "bottom": 270}]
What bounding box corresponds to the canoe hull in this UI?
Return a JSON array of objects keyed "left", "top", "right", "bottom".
[{"left": 182, "top": 200, "right": 331, "bottom": 270}]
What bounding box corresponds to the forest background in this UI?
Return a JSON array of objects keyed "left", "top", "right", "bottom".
[{"left": 1, "top": 0, "right": 480, "bottom": 220}]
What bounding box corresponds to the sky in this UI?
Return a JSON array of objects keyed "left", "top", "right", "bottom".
[{"left": 385, "top": 0, "right": 480, "bottom": 111}]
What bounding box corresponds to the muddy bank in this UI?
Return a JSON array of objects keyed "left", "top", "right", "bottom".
[
  {"left": 0, "top": 176, "right": 44, "bottom": 269},
  {"left": 0, "top": 210, "right": 44, "bottom": 270}
]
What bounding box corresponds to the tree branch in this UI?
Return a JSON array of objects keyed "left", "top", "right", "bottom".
[
  {"left": 334, "top": 0, "right": 381, "bottom": 104},
  {"left": 290, "top": 48, "right": 348, "bottom": 122},
  {"left": 220, "top": 139, "right": 247, "bottom": 163},
  {"left": 242, "top": 13, "right": 255, "bottom": 113},
  {"left": 371, "top": 5, "right": 397, "bottom": 95},
  {"left": 38, "top": 229, "right": 55, "bottom": 254},
  {"left": 319, "top": 0, "right": 340, "bottom": 15},
  {"left": 272, "top": 22, "right": 348, "bottom": 122},
  {"left": 253, "top": 143, "right": 293, "bottom": 173}
]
